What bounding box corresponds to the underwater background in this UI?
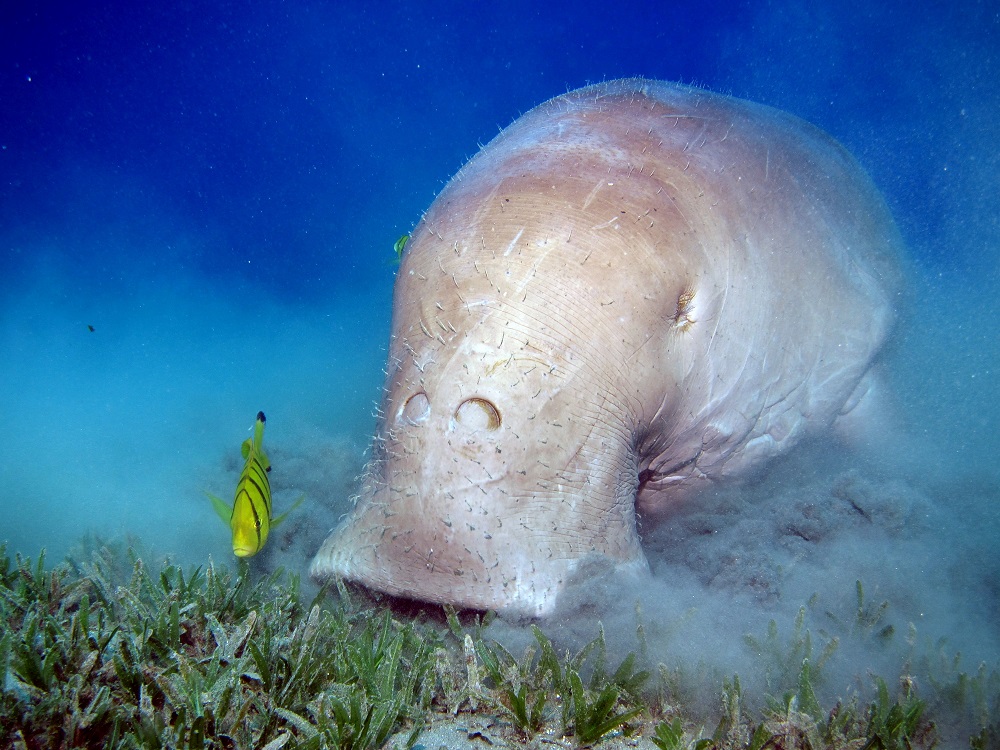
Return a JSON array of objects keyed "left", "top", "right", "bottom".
[{"left": 2, "top": 0, "right": 998, "bottom": 741}]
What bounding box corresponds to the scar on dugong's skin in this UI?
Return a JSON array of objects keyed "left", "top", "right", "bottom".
[{"left": 310, "top": 78, "right": 904, "bottom": 618}]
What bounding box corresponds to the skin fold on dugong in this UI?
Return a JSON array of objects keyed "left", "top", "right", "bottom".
[{"left": 310, "top": 78, "right": 904, "bottom": 618}]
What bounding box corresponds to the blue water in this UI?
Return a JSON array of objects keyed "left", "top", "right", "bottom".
[{"left": 2, "top": 0, "right": 998, "bottom": 740}]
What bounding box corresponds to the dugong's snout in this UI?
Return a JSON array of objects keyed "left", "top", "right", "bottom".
[
  {"left": 310, "top": 380, "right": 650, "bottom": 617},
  {"left": 310, "top": 489, "right": 591, "bottom": 618}
]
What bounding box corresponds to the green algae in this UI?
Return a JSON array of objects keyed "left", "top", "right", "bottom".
[
  {"left": 0, "top": 544, "right": 433, "bottom": 748},
  {"left": 0, "top": 542, "right": 988, "bottom": 749}
]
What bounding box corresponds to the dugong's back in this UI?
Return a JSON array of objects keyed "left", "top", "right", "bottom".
[{"left": 311, "top": 79, "right": 904, "bottom": 617}]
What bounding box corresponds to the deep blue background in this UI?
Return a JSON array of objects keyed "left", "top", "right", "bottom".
[{"left": 5, "top": 1, "right": 994, "bottom": 303}]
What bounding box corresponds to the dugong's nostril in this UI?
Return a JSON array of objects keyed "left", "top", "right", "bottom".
[
  {"left": 455, "top": 397, "right": 502, "bottom": 431},
  {"left": 399, "top": 392, "right": 430, "bottom": 425}
]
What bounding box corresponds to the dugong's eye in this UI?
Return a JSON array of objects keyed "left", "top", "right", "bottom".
[
  {"left": 455, "top": 397, "right": 502, "bottom": 431},
  {"left": 399, "top": 392, "right": 431, "bottom": 424}
]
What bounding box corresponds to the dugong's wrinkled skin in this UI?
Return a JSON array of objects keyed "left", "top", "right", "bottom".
[{"left": 311, "top": 79, "right": 903, "bottom": 618}]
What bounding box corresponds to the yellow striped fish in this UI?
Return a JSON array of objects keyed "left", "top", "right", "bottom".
[{"left": 207, "top": 411, "right": 300, "bottom": 557}]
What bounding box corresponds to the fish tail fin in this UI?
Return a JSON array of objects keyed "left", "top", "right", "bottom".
[{"left": 244, "top": 411, "right": 267, "bottom": 461}]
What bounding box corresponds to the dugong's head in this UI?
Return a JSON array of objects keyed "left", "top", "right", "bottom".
[
  {"left": 309, "top": 87, "right": 701, "bottom": 617},
  {"left": 310, "top": 79, "right": 902, "bottom": 617}
]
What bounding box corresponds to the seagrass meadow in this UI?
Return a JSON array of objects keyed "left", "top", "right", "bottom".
[
  {"left": 4, "top": 2, "right": 1000, "bottom": 747},
  {"left": 2, "top": 542, "right": 997, "bottom": 749}
]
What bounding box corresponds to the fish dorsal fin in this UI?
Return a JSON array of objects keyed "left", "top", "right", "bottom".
[{"left": 241, "top": 437, "right": 252, "bottom": 460}]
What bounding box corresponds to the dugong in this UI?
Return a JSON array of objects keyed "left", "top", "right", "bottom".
[{"left": 311, "top": 79, "right": 903, "bottom": 617}]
